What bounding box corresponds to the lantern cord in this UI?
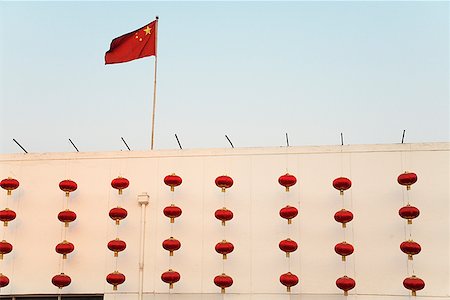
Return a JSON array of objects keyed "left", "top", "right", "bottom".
[{"left": 12, "top": 138, "right": 28, "bottom": 153}]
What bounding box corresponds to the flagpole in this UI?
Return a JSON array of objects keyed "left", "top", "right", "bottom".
[{"left": 150, "top": 16, "right": 159, "bottom": 150}]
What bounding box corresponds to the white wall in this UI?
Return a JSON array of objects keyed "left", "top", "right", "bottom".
[{"left": 0, "top": 143, "right": 448, "bottom": 300}]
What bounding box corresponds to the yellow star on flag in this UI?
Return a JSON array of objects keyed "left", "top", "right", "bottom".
[{"left": 144, "top": 26, "right": 152, "bottom": 35}]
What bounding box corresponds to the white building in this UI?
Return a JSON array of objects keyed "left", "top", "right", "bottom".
[{"left": 0, "top": 142, "right": 449, "bottom": 300}]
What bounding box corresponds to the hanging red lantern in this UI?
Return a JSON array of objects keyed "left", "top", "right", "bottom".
[
  {"left": 399, "top": 204, "right": 420, "bottom": 224},
  {"left": 0, "top": 177, "right": 19, "bottom": 196},
  {"left": 403, "top": 275, "right": 425, "bottom": 296},
  {"left": 215, "top": 175, "right": 233, "bottom": 192},
  {"left": 334, "top": 209, "right": 353, "bottom": 228},
  {"left": 214, "top": 273, "right": 233, "bottom": 293},
  {"left": 280, "top": 272, "right": 298, "bottom": 292},
  {"left": 58, "top": 209, "right": 77, "bottom": 227},
  {"left": 164, "top": 174, "right": 182, "bottom": 192},
  {"left": 161, "top": 269, "right": 181, "bottom": 289},
  {"left": 59, "top": 179, "right": 77, "bottom": 197},
  {"left": 109, "top": 207, "right": 128, "bottom": 225},
  {"left": 214, "top": 207, "right": 233, "bottom": 225},
  {"left": 162, "top": 237, "right": 181, "bottom": 256},
  {"left": 398, "top": 172, "right": 418, "bottom": 190},
  {"left": 163, "top": 205, "right": 182, "bottom": 223},
  {"left": 279, "top": 205, "right": 298, "bottom": 224},
  {"left": 108, "top": 238, "right": 127, "bottom": 257},
  {"left": 333, "top": 177, "right": 352, "bottom": 195},
  {"left": 55, "top": 240, "right": 75, "bottom": 259},
  {"left": 0, "top": 240, "right": 13, "bottom": 259},
  {"left": 336, "top": 275, "right": 356, "bottom": 296},
  {"left": 0, "top": 208, "right": 16, "bottom": 227},
  {"left": 215, "top": 240, "right": 234, "bottom": 259},
  {"left": 106, "top": 271, "right": 126, "bottom": 291},
  {"left": 335, "top": 242, "right": 354, "bottom": 261},
  {"left": 0, "top": 273, "right": 9, "bottom": 288},
  {"left": 279, "top": 238, "right": 298, "bottom": 258},
  {"left": 111, "top": 177, "right": 129, "bottom": 195},
  {"left": 400, "top": 240, "right": 421, "bottom": 260},
  {"left": 278, "top": 173, "right": 297, "bottom": 192},
  {"left": 52, "top": 273, "right": 71, "bottom": 289}
]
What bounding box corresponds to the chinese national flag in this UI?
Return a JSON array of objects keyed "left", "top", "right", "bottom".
[{"left": 105, "top": 20, "right": 157, "bottom": 64}]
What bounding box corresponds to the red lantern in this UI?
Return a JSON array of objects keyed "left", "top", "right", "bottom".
[
  {"left": 109, "top": 207, "right": 128, "bottom": 225},
  {"left": 403, "top": 275, "right": 425, "bottom": 296},
  {"left": 163, "top": 205, "right": 182, "bottom": 223},
  {"left": 279, "top": 205, "right": 298, "bottom": 224},
  {"left": 0, "top": 177, "right": 19, "bottom": 196},
  {"left": 108, "top": 238, "right": 127, "bottom": 257},
  {"left": 0, "top": 208, "right": 16, "bottom": 227},
  {"left": 214, "top": 273, "right": 233, "bottom": 294},
  {"left": 55, "top": 240, "right": 75, "bottom": 259},
  {"left": 58, "top": 209, "right": 77, "bottom": 227},
  {"left": 278, "top": 173, "right": 297, "bottom": 192},
  {"left": 215, "top": 240, "right": 234, "bottom": 259},
  {"left": 279, "top": 238, "right": 298, "bottom": 258},
  {"left": 334, "top": 209, "right": 353, "bottom": 228},
  {"left": 0, "top": 240, "right": 13, "bottom": 259},
  {"left": 215, "top": 207, "right": 233, "bottom": 225},
  {"left": 215, "top": 175, "right": 233, "bottom": 192},
  {"left": 399, "top": 204, "right": 420, "bottom": 224},
  {"left": 333, "top": 177, "right": 352, "bottom": 195},
  {"left": 164, "top": 174, "right": 182, "bottom": 192},
  {"left": 111, "top": 177, "right": 129, "bottom": 195},
  {"left": 0, "top": 273, "right": 9, "bottom": 288},
  {"left": 52, "top": 273, "right": 71, "bottom": 289},
  {"left": 161, "top": 269, "right": 181, "bottom": 289},
  {"left": 398, "top": 172, "right": 418, "bottom": 190},
  {"left": 336, "top": 275, "right": 356, "bottom": 296},
  {"left": 400, "top": 240, "right": 421, "bottom": 260},
  {"left": 335, "top": 242, "right": 354, "bottom": 261},
  {"left": 59, "top": 179, "right": 77, "bottom": 197},
  {"left": 280, "top": 272, "right": 298, "bottom": 292},
  {"left": 162, "top": 237, "right": 181, "bottom": 256},
  {"left": 106, "top": 271, "right": 126, "bottom": 291}
]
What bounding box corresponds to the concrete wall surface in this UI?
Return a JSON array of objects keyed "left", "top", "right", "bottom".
[{"left": 0, "top": 142, "right": 448, "bottom": 299}]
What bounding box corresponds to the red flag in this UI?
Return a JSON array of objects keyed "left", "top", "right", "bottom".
[{"left": 105, "top": 20, "right": 157, "bottom": 64}]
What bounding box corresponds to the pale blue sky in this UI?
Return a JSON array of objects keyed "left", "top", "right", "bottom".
[{"left": 0, "top": 1, "right": 448, "bottom": 153}]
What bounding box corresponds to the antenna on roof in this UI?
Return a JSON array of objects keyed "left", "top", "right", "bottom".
[
  {"left": 121, "top": 137, "right": 131, "bottom": 151},
  {"left": 401, "top": 130, "right": 406, "bottom": 144},
  {"left": 175, "top": 134, "right": 182, "bottom": 150},
  {"left": 225, "top": 135, "right": 234, "bottom": 148},
  {"left": 12, "top": 139, "right": 28, "bottom": 153},
  {"left": 340, "top": 133, "right": 344, "bottom": 146},
  {"left": 69, "top": 139, "right": 79, "bottom": 152},
  {"left": 285, "top": 133, "right": 290, "bottom": 147}
]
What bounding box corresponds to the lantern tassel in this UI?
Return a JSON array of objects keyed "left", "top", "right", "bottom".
[
  {"left": 115, "top": 220, "right": 120, "bottom": 225},
  {"left": 342, "top": 256, "right": 346, "bottom": 262},
  {"left": 344, "top": 291, "right": 348, "bottom": 296},
  {"left": 63, "top": 254, "right": 67, "bottom": 259},
  {"left": 412, "top": 291, "right": 416, "bottom": 296},
  {"left": 407, "top": 185, "right": 411, "bottom": 191},
  {"left": 170, "top": 217, "right": 174, "bottom": 223},
  {"left": 7, "top": 191, "right": 11, "bottom": 196},
  {"left": 221, "top": 187, "right": 226, "bottom": 192},
  {"left": 0, "top": 254, "right": 3, "bottom": 259},
  {"left": 170, "top": 186, "right": 174, "bottom": 192},
  {"left": 170, "top": 251, "right": 173, "bottom": 257},
  {"left": 65, "top": 222, "right": 69, "bottom": 227},
  {"left": 288, "top": 219, "right": 292, "bottom": 225},
  {"left": 340, "top": 190, "right": 344, "bottom": 196},
  {"left": 65, "top": 191, "right": 70, "bottom": 197},
  {"left": 286, "top": 252, "right": 290, "bottom": 258},
  {"left": 221, "top": 287, "right": 225, "bottom": 294},
  {"left": 408, "top": 254, "right": 413, "bottom": 260},
  {"left": 3, "top": 221, "right": 8, "bottom": 227},
  {"left": 223, "top": 254, "right": 227, "bottom": 259},
  {"left": 169, "top": 283, "right": 174, "bottom": 289},
  {"left": 286, "top": 286, "right": 291, "bottom": 292},
  {"left": 285, "top": 187, "right": 289, "bottom": 192},
  {"left": 407, "top": 219, "right": 412, "bottom": 225},
  {"left": 221, "top": 220, "right": 225, "bottom": 226},
  {"left": 114, "top": 251, "right": 118, "bottom": 257},
  {"left": 342, "top": 223, "right": 347, "bottom": 228},
  {"left": 113, "top": 285, "right": 118, "bottom": 291},
  {"left": 118, "top": 189, "right": 123, "bottom": 195}
]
